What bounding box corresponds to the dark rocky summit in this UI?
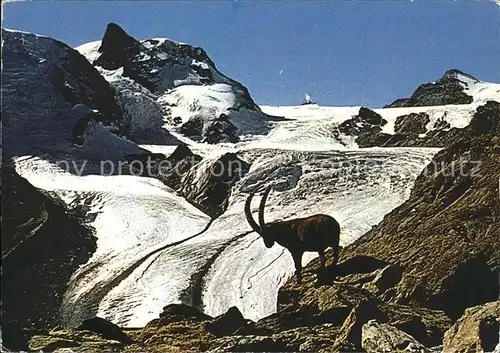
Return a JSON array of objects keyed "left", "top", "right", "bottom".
[
  {"left": 94, "top": 23, "right": 219, "bottom": 94},
  {"left": 87, "top": 23, "right": 274, "bottom": 144},
  {"left": 1, "top": 167, "right": 96, "bottom": 350},
  {"left": 385, "top": 69, "right": 477, "bottom": 108}
]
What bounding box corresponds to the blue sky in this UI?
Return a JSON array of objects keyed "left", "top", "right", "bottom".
[{"left": 3, "top": 1, "right": 500, "bottom": 107}]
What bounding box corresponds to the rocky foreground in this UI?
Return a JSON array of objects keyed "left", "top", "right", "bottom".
[{"left": 20, "top": 102, "right": 499, "bottom": 352}]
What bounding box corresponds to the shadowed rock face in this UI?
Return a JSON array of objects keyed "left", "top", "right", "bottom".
[
  {"left": 157, "top": 144, "right": 202, "bottom": 190},
  {"left": 2, "top": 29, "right": 129, "bottom": 158},
  {"left": 394, "top": 112, "right": 430, "bottom": 134},
  {"left": 1, "top": 167, "right": 96, "bottom": 350},
  {"left": 443, "top": 301, "right": 500, "bottom": 353},
  {"left": 385, "top": 69, "right": 476, "bottom": 108},
  {"left": 337, "top": 107, "right": 387, "bottom": 137},
  {"left": 180, "top": 153, "right": 250, "bottom": 218}
]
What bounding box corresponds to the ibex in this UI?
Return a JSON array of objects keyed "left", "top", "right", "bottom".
[{"left": 245, "top": 186, "right": 340, "bottom": 283}]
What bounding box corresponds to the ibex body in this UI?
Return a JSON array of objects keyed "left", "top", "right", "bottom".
[{"left": 245, "top": 186, "right": 340, "bottom": 283}]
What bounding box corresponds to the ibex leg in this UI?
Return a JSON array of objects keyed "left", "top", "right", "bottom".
[
  {"left": 332, "top": 244, "right": 339, "bottom": 266},
  {"left": 292, "top": 252, "right": 303, "bottom": 284},
  {"left": 318, "top": 250, "right": 326, "bottom": 268}
]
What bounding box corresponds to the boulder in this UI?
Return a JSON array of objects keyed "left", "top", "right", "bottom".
[
  {"left": 77, "top": 317, "right": 132, "bottom": 344},
  {"left": 150, "top": 303, "right": 212, "bottom": 326},
  {"left": 362, "top": 320, "right": 427, "bottom": 353},
  {"left": 365, "top": 264, "right": 403, "bottom": 294},
  {"left": 443, "top": 301, "right": 500, "bottom": 353},
  {"left": 204, "top": 306, "right": 247, "bottom": 337}
]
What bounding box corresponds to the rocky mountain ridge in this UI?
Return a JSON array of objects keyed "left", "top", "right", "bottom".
[{"left": 385, "top": 69, "right": 478, "bottom": 108}]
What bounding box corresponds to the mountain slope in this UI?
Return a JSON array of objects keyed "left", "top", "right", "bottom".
[
  {"left": 340, "top": 101, "right": 500, "bottom": 318},
  {"left": 1, "top": 29, "right": 144, "bottom": 160},
  {"left": 1, "top": 167, "right": 96, "bottom": 350}
]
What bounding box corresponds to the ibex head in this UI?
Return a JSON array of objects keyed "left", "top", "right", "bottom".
[{"left": 245, "top": 186, "right": 275, "bottom": 248}]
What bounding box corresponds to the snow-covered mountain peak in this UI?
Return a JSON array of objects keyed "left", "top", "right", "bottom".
[
  {"left": 442, "top": 69, "right": 479, "bottom": 83},
  {"left": 76, "top": 23, "right": 275, "bottom": 144},
  {"left": 386, "top": 69, "right": 499, "bottom": 108},
  {"left": 83, "top": 22, "right": 225, "bottom": 94}
]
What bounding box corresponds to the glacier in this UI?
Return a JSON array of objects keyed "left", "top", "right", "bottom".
[{"left": 14, "top": 107, "right": 444, "bottom": 327}]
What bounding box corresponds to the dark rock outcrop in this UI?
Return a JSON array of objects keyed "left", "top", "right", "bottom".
[
  {"left": 443, "top": 301, "right": 500, "bottom": 353},
  {"left": 337, "top": 107, "right": 387, "bottom": 137},
  {"left": 362, "top": 320, "right": 427, "bottom": 353},
  {"left": 1, "top": 167, "right": 96, "bottom": 350},
  {"left": 358, "top": 100, "right": 500, "bottom": 148},
  {"left": 204, "top": 306, "right": 251, "bottom": 338},
  {"left": 385, "top": 69, "right": 476, "bottom": 108},
  {"left": 180, "top": 113, "right": 239, "bottom": 144},
  {"left": 77, "top": 317, "right": 132, "bottom": 344},
  {"left": 203, "top": 114, "right": 240, "bottom": 144},
  {"left": 394, "top": 112, "right": 430, "bottom": 134},
  {"left": 149, "top": 303, "right": 213, "bottom": 326},
  {"left": 180, "top": 153, "right": 250, "bottom": 218},
  {"left": 157, "top": 144, "right": 202, "bottom": 189}
]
